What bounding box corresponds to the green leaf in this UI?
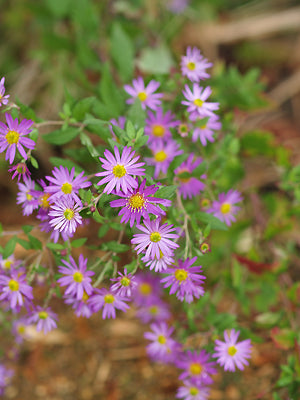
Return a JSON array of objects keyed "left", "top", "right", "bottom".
[
  {"left": 30, "top": 156, "right": 39, "bottom": 169},
  {"left": 22, "top": 225, "right": 33, "bottom": 234},
  {"left": 80, "top": 132, "right": 99, "bottom": 158},
  {"left": 127, "top": 100, "right": 146, "bottom": 128},
  {"left": 16, "top": 238, "right": 31, "bottom": 250},
  {"left": 93, "top": 208, "right": 106, "bottom": 223},
  {"left": 195, "top": 212, "right": 228, "bottom": 231},
  {"left": 98, "top": 224, "right": 109, "bottom": 238},
  {"left": 28, "top": 235, "right": 43, "bottom": 250},
  {"left": 137, "top": 43, "right": 174, "bottom": 74},
  {"left": 46, "top": 243, "right": 65, "bottom": 251},
  {"left": 71, "top": 238, "right": 87, "bottom": 248},
  {"left": 103, "top": 241, "right": 130, "bottom": 253},
  {"left": 111, "top": 23, "right": 134, "bottom": 81},
  {"left": 43, "top": 127, "right": 80, "bottom": 145},
  {"left": 99, "top": 64, "right": 124, "bottom": 117},
  {"left": 154, "top": 185, "right": 177, "bottom": 199},
  {"left": 72, "top": 97, "right": 96, "bottom": 121},
  {"left": 3, "top": 237, "right": 17, "bottom": 258}
]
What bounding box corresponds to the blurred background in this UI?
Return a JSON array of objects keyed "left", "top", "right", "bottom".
[{"left": 1, "top": 0, "right": 300, "bottom": 399}]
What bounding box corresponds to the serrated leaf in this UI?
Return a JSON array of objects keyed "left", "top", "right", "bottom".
[
  {"left": 155, "top": 185, "right": 177, "bottom": 199},
  {"left": 72, "top": 97, "right": 96, "bottom": 121},
  {"left": 43, "top": 127, "right": 80, "bottom": 145}
]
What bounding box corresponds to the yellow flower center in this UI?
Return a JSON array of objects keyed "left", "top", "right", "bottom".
[
  {"left": 38, "top": 311, "right": 48, "bottom": 320},
  {"left": 61, "top": 182, "right": 72, "bottom": 194},
  {"left": 179, "top": 124, "right": 188, "bottom": 133},
  {"left": 201, "top": 198, "right": 210, "bottom": 208},
  {"left": 175, "top": 269, "right": 188, "bottom": 282},
  {"left": 194, "top": 99, "right": 204, "bottom": 107},
  {"left": 120, "top": 277, "right": 130, "bottom": 287},
  {"left": 137, "top": 91, "right": 147, "bottom": 102},
  {"left": 152, "top": 124, "right": 165, "bottom": 137},
  {"left": 8, "top": 279, "right": 19, "bottom": 291},
  {"left": 154, "top": 150, "right": 167, "bottom": 162},
  {"left": 82, "top": 292, "right": 89, "bottom": 302},
  {"left": 104, "top": 294, "right": 115, "bottom": 304},
  {"left": 6, "top": 130, "right": 19, "bottom": 145},
  {"left": 17, "top": 164, "right": 26, "bottom": 174},
  {"left": 157, "top": 335, "right": 166, "bottom": 344},
  {"left": 227, "top": 345, "right": 237, "bottom": 356},
  {"left": 189, "top": 362, "right": 202, "bottom": 375},
  {"left": 150, "top": 232, "right": 161, "bottom": 242},
  {"left": 128, "top": 193, "right": 145, "bottom": 211},
  {"left": 189, "top": 387, "right": 199, "bottom": 396},
  {"left": 187, "top": 61, "right": 196, "bottom": 70},
  {"left": 73, "top": 271, "right": 83, "bottom": 283},
  {"left": 64, "top": 208, "right": 74, "bottom": 220},
  {"left": 39, "top": 194, "right": 50, "bottom": 209},
  {"left": 3, "top": 260, "right": 12, "bottom": 270},
  {"left": 200, "top": 243, "right": 210, "bottom": 253},
  {"left": 112, "top": 164, "right": 126, "bottom": 178},
  {"left": 149, "top": 305, "right": 158, "bottom": 315},
  {"left": 139, "top": 283, "right": 152, "bottom": 295},
  {"left": 26, "top": 192, "right": 33, "bottom": 201},
  {"left": 17, "top": 325, "right": 26, "bottom": 335},
  {"left": 220, "top": 203, "right": 231, "bottom": 214}
]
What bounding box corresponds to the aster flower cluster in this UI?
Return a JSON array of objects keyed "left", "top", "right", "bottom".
[{"left": 0, "top": 42, "right": 251, "bottom": 397}]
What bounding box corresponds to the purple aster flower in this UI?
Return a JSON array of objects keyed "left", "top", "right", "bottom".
[
  {"left": 0, "top": 255, "right": 21, "bottom": 273},
  {"left": 167, "top": 0, "right": 189, "bottom": 13},
  {"left": 0, "top": 364, "right": 14, "bottom": 396},
  {"left": 181, "top": 47, "right": 213, "bottom": 82},
  {"left": 136, "top": 299, "right": 171, "bottom": 324},
  {"left": 110, "top": 178, "right": 171, "bottom": 227},
  {"left": 88, "top": 288, "right": 130, "bottom": 319},
  {"left": 213, "top": 329, "right": 252, "bottom": 372},
  {"left": 12, "top": 317, "right": 30, "bottom": 344},
  {"left": 16, "top": 176, "right": 39, "bottom": 216},
  {"left": 27, "top": 306, "right": 58, "bottom": 334},
  {"left": 146, "top": 140, "right": 183, "bottom": 179},
  {"left": 124, "top": 77, "right": 163, "bottom": 110},
  {"left": 110, "top": 268, "right": 137, "bottom": 297},
  {"left": 57, "top": 254, "right": 94, "bottom": 300},
  {"left": 0, "top": 77, "right": 10, "bottom": 107},
  {"left": 45, "top": 166, "right": 91, "bottom": 203},
  {"left": 0, "top": 270, "right": 33, "bottom": 310},
  {"left": 144, "top": 322, "right": 180, "bottom": 364},
  {"left": 132, "top": 218, "right": 179, "bottom": 260},
  {"left": 0, "top": 113, "right": 35, "bottom": 164},
  {"left": 96, "top": 146, "right": 145, "bottom": 194},
  {"left": 161, "top": 257, "right": 206, "bottom": 303},
  {"left": 49, "top": 197, "right": 82, "bottom": 234},
  {"left": 182, "top": 84, "right": 219, "bottom": 118},
  {"left": 64, "top": 291, "right": 95, "bottom": 318},
  {"left": 191, "top": 115, "right": 221, "bottom": 145},
  {"left": 177, "top": 380, "right": 210, "bottom": 400},
  {"left": 8, "top": 162, "right": 31, "bottom": 181},
  {"left": 145, "top": 108, "right": 179, "bottom": 144},
  {"left": 141, "top": 250, "right": 175, "bottom": 273},
  {"left": 177, "top": 350, "right": 217, "bottom": 385},
  {"left": 133, "top": 272, "right": 163, "bottom": 307},
  {"left": 38, "top": 215, "right": 74, "bottom": 243},
  {"left": 207, "top": 189, "right": 243, "bottom": 226},
  {"left": 175, "top": 154, "right": 206, "bottom": 199}
]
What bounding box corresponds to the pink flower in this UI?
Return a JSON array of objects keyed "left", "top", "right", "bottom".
[
  {"left": 207, "top": 189, "right": 242, "bottom": 226},
  {"left": 124, "top": 77, "right": 163, "bottom": 110},
  {"left": 145, "top": 108, "right": 179, "bottom": 144},
  {"left": 88, "top": 288, "right": 130, "bottom": 319},
  {"left": 175, "top": 154, "right": 206, "bottom": 199},
  {"left": 182, "top": 84, "right": 219, "bottom": 118},
  {"left": 213, "top": 329, "right": 252, "bottom": 372},
  {"left": 181, "top": 47, "right": 212, "bottom": 82},
  {"left": 49, "top": 197, "right": 82, "bottom": 235},
  {"left": 96, "top": 146, "right": 145, "bottom": 194},
  {"left": 0, "top": 77, "right": 10, "bottom": 106},
  {"left": 0, "top": 114, "right": 35, "bottom": 164}
]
